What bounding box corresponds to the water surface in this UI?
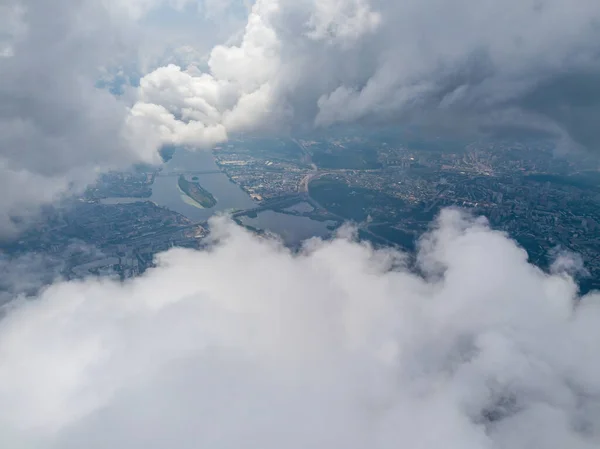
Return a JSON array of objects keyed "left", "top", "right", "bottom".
[
  {"left": 103, "top": 150, "right": 339, "bottom": 243},
  {"left": 151, "top": 150, "right": 256, "bottom": 221},
  {"left": 239, "top": 211, "right": 337, "bottom": 245}
]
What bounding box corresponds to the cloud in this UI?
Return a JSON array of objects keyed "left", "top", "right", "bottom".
[
  {"left": 0, "top": 0, "right": 173, "bottom": 237},
  {"left": 133, "top": 0, "right": 600, "bottom": 149},
  {"left": 0, "top": 210, "right": 599, "bottom": 448},
  {"left": 0, "top": 0, "right": 275, "bottom": 237},
  {"left": 0, "top": 252, "right": 64, "bottom": 306},
  {"left": 130, "top": 0, "right": 287, "bottom": 148},
  {"left": 0, "top": 0, "right": 256, "bottom": 238}
]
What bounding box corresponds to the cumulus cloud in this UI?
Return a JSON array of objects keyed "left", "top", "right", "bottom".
[
  {"left": 0, "top": 0, "right": 256, "bottom": 237},
  {"left": 0, "top": 0, "right": 244, "bottom": 236},
  {"left": 0, "top": 0, "right": 172, "bottom": 236},
  {"left": 0, "top": 210, "right": 599, "bottom": 448},
  {"left": 131, "top": 0, "right": 288, "bottom": 148},
  {"left": 133, "top": 0, "right": 600, "bottom": 150}
]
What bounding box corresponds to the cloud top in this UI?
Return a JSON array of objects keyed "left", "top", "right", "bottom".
[
  {"left": 133, "top": 0, "right": 600, "bottom": 150},
  {"left": 0, "top": 210, "right": 598, "bottom": 448}
]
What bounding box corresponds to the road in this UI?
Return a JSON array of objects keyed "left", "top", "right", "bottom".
[
  {"left": 292, "top": 138, "right": 317, "bottom": 171},
  {"left": 298, "top": 171, "right": 323, "bottom": 193}
]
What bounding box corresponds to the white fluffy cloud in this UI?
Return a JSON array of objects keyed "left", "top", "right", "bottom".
[
  {"left": 0, "top": 0, "right": 252, "bottom": 237},
  {"left": 0, "top": 0, "right": 171, "bottom": 236},
  {"left": 131, "top": 0, "right": 286, "bottom": 148},
  {"left": 0, "top": 210, "right": 599, "bottom": 448},
  {"left": 133, "top": 0, "right": 600, "bottom": 149}
]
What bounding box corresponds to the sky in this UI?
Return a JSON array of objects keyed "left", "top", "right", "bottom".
[{"left": 2, "top": 1, "right": 600, "bottom": 447}]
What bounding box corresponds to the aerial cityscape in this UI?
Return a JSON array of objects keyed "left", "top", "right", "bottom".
[{"left": 8, "top": 132, "right": 600, "bottom": 293}]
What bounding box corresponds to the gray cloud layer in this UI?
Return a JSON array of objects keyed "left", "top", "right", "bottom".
[
  {"left": 0, "top": 0, "right": 166, "bottom": 236},
  {"left": 133, "top": 0, "right": 600, "bottom": 150},
  {"left": 0, "top": 211, "right": 599, "bottom": 448}
]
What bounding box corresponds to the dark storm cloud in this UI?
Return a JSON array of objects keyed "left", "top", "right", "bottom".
[
  {"left": 520, "top": 71, "right": 600, "bottom": 149},
  {"left": 133, "top": 0, "right": 600, "bottom": 152}
]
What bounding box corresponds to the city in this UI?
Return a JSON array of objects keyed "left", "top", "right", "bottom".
[{"left": 6, "top": 133, "right": 600, "bottom": 293}]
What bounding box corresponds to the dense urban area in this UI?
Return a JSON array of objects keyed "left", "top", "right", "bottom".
[{"left": 6, "top": 131, "right": 600, "bottom": 293}]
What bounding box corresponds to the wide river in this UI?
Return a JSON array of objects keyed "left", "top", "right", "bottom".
[
  {"left": 106, "top": 150, "right": 335, "bottom": 245},
  {"left": 149, "top": 150, "right": 255, "bottom": 221}
]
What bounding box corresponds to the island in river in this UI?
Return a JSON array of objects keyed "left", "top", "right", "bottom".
[{"left": 177, "top": 175, "right": 217, "bottom": 208}]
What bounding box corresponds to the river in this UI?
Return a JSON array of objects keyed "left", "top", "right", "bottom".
[
  {"left": 149, "top": 150, "right": 255, "bottom": 221},
  {"left": 103, "top": 149, "right": 338, "bottom": 243},
  {"left": 239, "top": 211, "right": 336, "bottom": 245}
]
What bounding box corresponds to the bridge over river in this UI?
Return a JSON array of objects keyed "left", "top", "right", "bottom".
[
  {"left": 157, "top": 170, "right": 222, "bottom": 177},
  {"left": 230, "top": 195, "right": 305, "bottom": 218}
]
